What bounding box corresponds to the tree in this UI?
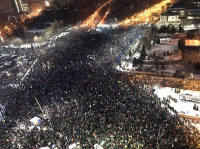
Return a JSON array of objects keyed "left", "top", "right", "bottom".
[
  {"left": 140, "top": 44, "right": 147, "bottom": 60},
  {"left": 153, "top": 51, "right": 156, "bottom": 57},
  {"left": 193, "top": 103, "right": 196, "bottom": 110},
  {"left": 179, "top": 24, "right": 184, "bottom": 33},
  {"left": 167, "top": 51, "right": 169, "bottom": 56},
  {"left": 158, "top": 26, "right": 167, "bottom": 33},
  {"left": 170, "top": 25, "right": 176, "bottom": 34},
  {"left": 178, "top": 39, "right": 185, "bottom": 49},
  {"left": 163, "top": 51, "right": 166, "bottom": 56},
  {"left": 153, "top": 40, "right": 155, "bottom": 46},
  {"left": 133, "top": 57, "right": 137, "bottom": 66},
  {"left": 129, "top": 50, "right": 132, "bottom": 58},
  {"left": 156, "top": 38, "right": 160, "bottom": 44},
  {"left": 166, "top": 25, "right": 170, "bottom": 34},
  {"left": 187, "top": 31, "right": 194, "bottom": 39},
  {"left": 137, "top": 59, "right": 143, "bottom": 66}
]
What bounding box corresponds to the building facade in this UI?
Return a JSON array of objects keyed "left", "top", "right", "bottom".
[
  {"left": 25, "top": 23, "right": 54, "bottom": 40},
  {"left": 24, "top": 19, "right": 63, "bottom": 40},
  {"left": 160, "top": 5, "right": 200, "bottom": 26},
  {"left": 160, "top": 13, "right": 180, "bottom": 24}
]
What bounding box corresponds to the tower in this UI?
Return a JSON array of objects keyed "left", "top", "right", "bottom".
[{"left": 10, "top": 0, "right": 23, "bottom": 14}]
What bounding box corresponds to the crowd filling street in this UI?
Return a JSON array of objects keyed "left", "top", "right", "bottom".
[{"left": 0, "top": 25, "right": 199, "bottom": 149}]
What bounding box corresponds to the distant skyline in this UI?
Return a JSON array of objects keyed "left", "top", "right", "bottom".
[{"left": 0, "top": 0, "right": 47, "bottom": 5}]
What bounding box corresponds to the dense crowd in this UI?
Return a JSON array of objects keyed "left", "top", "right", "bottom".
[{"left": 0, "top": 26, "right": 198, "bottom": 149}]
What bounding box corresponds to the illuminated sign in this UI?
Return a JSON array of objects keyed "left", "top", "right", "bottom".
[{"left": 185, "top": 40, "right": 200, "bottom": 47}]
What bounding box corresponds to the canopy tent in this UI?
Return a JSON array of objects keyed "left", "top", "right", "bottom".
[
  {"left": 69, "top": 143, "right": 77, "bottom": 149},
  {"left": 39, "top": 147, "right": 50, "bottom": 149}
]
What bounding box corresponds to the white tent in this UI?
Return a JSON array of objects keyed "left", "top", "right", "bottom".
[
  {"left": 94, "top": 144, "right": 104, "bottom": 149},
  {"left": 69, "top": 143, "right": 77, "bottom": 149},
  {"left": 29, "top": 116, "right": 41, "bottom": 129}
]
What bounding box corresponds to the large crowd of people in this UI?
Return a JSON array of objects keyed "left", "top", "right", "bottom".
[{"left": 0, "top": 25, "right": 199, "bottom": 149}]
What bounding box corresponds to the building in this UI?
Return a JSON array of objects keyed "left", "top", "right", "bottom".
[
  {"left": 10, "top": 0, "right": 24, "bottom": 14},
  {"left": 25, "top": 23, "right": 54, "bottom": 40},
  {"left": 160, "top": 3, "right": 200, "bottom": 27},
  {"left": 24, "top": 19, "right": 63, "bottom": 40},
  {"left": 160, "top": 12, "right": 180, "bottom": 24}
]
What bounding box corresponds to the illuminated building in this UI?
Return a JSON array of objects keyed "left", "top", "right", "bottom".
[
  {"left": 10, "top": 0, "right": 24, "bottom": 14},
  {"left": 25, "top": 23, "right": 54, "bottom": 40},
  {"left": 22, "top": 4, "right": 29, "bottom": 12},
  {"left": 24, "top": 19, "right": 63, "bottom": 40},
  {"left": 160, "top": 4, "right": 200, "bottom": 25},
  {"left": 21, "top": 0, "right": 29, "bottom": 12},
  {"left": 160, "top": 12, "right": 180, "bottom": 23}
]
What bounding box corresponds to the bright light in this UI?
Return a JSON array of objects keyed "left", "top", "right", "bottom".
[
  {"left": 81, "top": 0, "right": 113, "bottom": 27},
  {"left": 0, "top": 36, "right": 4, "bottom": 43},
  {"left": 119, "top": 0, "right": 177, "bottom": 26},
  {"left": 98, "top": 8, "right": 111, "bottom": 25},
  {"left": 45, "top": 1, "right": 50, "bottom": 7},
  {"left": 7, "top": 72, "right": 11, "bottom": 76}
]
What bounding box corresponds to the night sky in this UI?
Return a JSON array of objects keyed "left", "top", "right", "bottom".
[{"left": 0, "top": 0, "right": 46, "bottom": 5}]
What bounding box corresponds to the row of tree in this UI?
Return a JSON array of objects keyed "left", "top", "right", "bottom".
[
  {"left": 158, "top": 24, "right": 184, "bottom": 34},
  {"left": 132, "top": 44, "right": 147, "bottom": 66},
  {"left": 193, "top": 103, "right": 199, "bottom": 111},
  {"left": 153, "top": 38, "right": 160, "bottom": 45}
]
